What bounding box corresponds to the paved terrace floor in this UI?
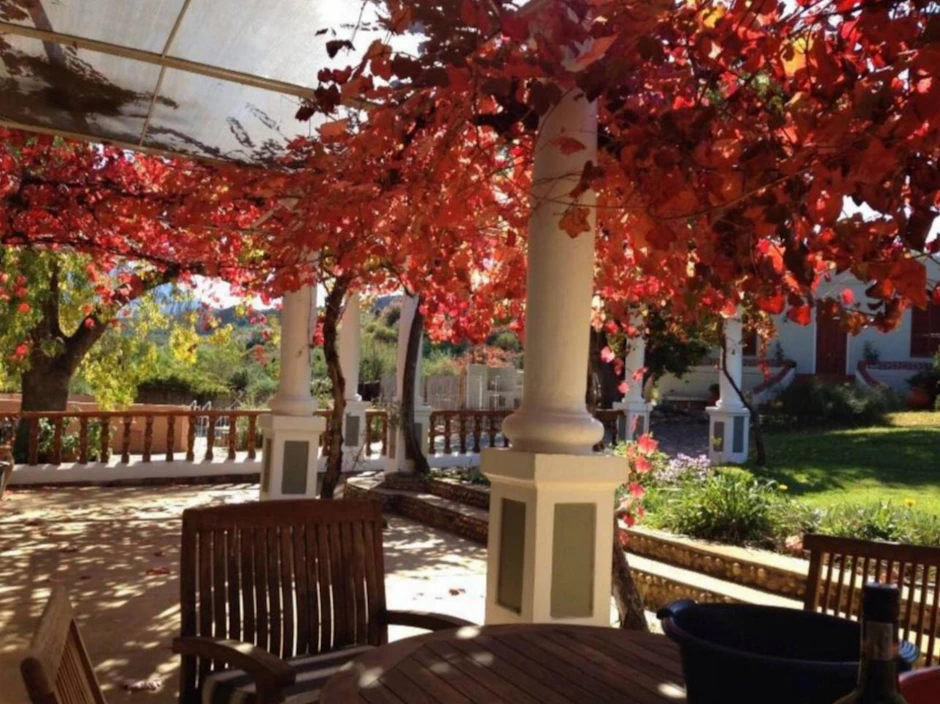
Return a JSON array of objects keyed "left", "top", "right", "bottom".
[{"left": 0, "top": 485, "right": 488, "bottom": 704}]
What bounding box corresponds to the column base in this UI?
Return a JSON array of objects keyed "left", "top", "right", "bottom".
[
  {"left": 341, "top": 400, "right": 371, "bottom": 471},
  {"left": 482, "top": 448, "right": 628, "bottom": 626},
  {"left": 612, "top": 400, "right": 652, "bottom": 442},
  {"left": 259, "top": 414, "right": 326, "bottom": 500},
  {"left": 706, "top": 406, "right": 750, "bottom": 464},
  {"left": 386, "top": 405, "right": 432, "bottom": 473}
]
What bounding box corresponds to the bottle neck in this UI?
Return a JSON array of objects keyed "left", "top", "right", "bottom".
[{"left": 858, "top": 620, "right": 899, "bottom": 695}]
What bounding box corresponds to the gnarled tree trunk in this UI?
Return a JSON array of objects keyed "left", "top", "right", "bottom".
[
  {"left": 320, "top": 279, "right": 349, "bottom": 499},
  {"left": 401, "top": 295, "right": 430, "bottom": 474},
  {"left": 612, "top": 517, "right": 650, "bottom": 631}
]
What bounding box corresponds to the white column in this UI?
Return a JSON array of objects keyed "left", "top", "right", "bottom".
[
  {"left": 707, "top": 308, "right": 750, "bottom": 463},
  {"left": 500, "top": 89, "right": 604, "bottom": 456},
  {"left": 387, "top": 295, "right": 430, "bottom": 473},
  {"left": 260, "top": 282, "right": 325, "bottom": 500},
  {"left": 483, "top": 84, "right": 627, "bottom": 627},
  {"left": 270, "top": 286, "right": 318, "bottom": 417},
  {"left": 613, "top": 311, "right": 652, "bottom": 440},
  {"left": 339, "top": 292, "right": 370, "bottom": 470}
]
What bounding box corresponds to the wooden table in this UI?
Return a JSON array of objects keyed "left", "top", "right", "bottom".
[{"left": 322, "top": 624, "right": 686, "bottom": 703}]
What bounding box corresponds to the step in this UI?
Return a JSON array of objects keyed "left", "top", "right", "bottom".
[
  {"left": 344, "top": 474, "right": 807, "bottom": 610},
  {"left": 625, "top": 527, "right": 808, "bottom": 602},
  {"left": 627, "top": 553, "right": 803, "bottom": 613}
]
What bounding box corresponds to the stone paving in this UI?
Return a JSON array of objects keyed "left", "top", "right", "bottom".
[
  {"left": 649, "top": 413, "right": 711, "bottom": 458},
  {"left": 0, "top": 484, "right": 487, "bottom": 704}
]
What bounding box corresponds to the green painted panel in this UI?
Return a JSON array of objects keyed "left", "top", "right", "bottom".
[
  {"left": 551, "top": 503, "right": 596, "bottom": 619},
  {"left": 345, "top": 414, "right": 360, "bottom": 448},
  {"left": 281, "top": 440, "right": 309, "bottom": 495},
  {"left": 497, "top": 498, "right": 525, "bottom": 614}
]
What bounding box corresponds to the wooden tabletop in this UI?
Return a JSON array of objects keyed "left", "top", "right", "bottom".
[{"left": 321, "top": 624, "right": 686, "bottom": 703}]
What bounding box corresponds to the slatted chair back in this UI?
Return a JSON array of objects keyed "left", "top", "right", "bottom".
[
  {"left": 20, "top": 587, "right": 106, "bottom": 704},
  {"left": 178, "top": 499, "right": 387, "bottom": 703},
  {"left": 804, "top": 533, "right": 940, "bottom": 666}
]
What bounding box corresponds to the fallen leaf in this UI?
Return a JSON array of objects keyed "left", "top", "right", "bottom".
[{"left": 146, "top": 567, "right": 171, "bottom": 576}]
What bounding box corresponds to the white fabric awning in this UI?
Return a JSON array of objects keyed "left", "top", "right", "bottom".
[{"left": 0, "top": 0, "right": 383, "bottom": 163}]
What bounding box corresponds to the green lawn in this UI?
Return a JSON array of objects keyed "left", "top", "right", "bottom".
[{"left": 740, "top": 412, "right": 940, "bottom": 514}]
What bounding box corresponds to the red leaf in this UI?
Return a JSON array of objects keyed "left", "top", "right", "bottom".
[
  {"left": 552, "top": 136, "right": 586, "bottom": 155},
  {"left": 787, "top": 305, "right": 813, "bottom": 326},
  {"left": 840, "top": 288, "right": 855, "bottom": 306},
  {"left": 558, "top": 206, "right": 591, "bottom": 238}
]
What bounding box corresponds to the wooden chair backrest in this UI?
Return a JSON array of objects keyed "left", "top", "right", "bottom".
[
  {"left": 179, "top": 499, "right": 387, "bottom": 701},
  {"left": 804, "top": 533, "right": 940, "bottom": 666},
  {"left": 20, "top": 588, "right": 106, "bottom": 704}
]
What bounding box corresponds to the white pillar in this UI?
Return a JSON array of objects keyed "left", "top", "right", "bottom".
[
  {"left": 260, "top": 283, "right": 325, "bottom": 500},
  {"left": 387, "top": 295, "right": 430, "bottom": 473},
  {"left": 613, "top": 311, "right": 652, "bottom": 441},
  {"left": 483, "top": 84, "right": 627, "bottom": 627},
  {"left": 339, "top": 292, "right": 369, "bottom": 470},
  {"left": 707, "top": 309, "right": 750, "bottom": 463}
]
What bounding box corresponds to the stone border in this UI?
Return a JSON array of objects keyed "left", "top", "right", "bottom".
[{"left": 625, "top": 527, "right": 808, "bottom": 601}]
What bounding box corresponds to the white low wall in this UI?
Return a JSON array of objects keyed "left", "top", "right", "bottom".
[
  {"left": 658, "top": 362, "right": 788, "bottom": 401},
  {"left": 10, "top": 455, "right": 262, "bottom": 485},
  {"left": 863, "top": 364, "right": 928, "bottom": 394}
]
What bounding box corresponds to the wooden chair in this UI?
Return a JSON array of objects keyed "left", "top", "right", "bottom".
[
  {"left": 20, "top": 587, "right": 106, "bottom": 704},
  {"left": 804, "top": 533, "right": 940, "bottom": 666},
  {"left": 174, "top": 499, "right": 471, "bottom": 704}
]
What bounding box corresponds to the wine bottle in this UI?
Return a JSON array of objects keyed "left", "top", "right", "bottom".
[{"left": 833, "top": 582, "right": 908, "bottom": 703}]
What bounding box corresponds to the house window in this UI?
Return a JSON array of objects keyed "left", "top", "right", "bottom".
[{"left": 911, "top": 303, "right": 940, "bottom": 358}]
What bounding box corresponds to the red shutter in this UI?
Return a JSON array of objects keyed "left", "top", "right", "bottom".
[{"left": 911, "top": 303, "right": 940, "bottom": 357}]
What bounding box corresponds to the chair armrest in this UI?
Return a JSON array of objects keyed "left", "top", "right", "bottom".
[
  {"left": 172, "top": 636, "right": 295, "bottom": 704},
  {"left": 384, "top": 610, "right": 476, "bottom": 631}
]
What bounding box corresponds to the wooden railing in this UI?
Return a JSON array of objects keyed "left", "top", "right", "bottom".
[
  {"left": 429, "top": 410, "right": 512, "bottom": 455},
  {"left": 3, "top": 407, "right": 629, "bottom": 467},
  {"left": 428, "top": 408, "right": 626, "bottom": 456},
  {"left": 4, "top": 410, "right": 263, "bottom": 466}
]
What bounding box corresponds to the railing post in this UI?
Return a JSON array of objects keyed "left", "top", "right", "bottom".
[
  {"left": 443, "top": 413, "right": 452, "bottom": 455},
  {"left": 472, "top": 414, "right": 482, "bottom": 454},
  {"left": 166, "top": 415, "right": 176, "bottom": 462},
  {"left": 365, "top": 412, "right": 374, "bottom": 458},
  {"left": 52, "top": 418, "right": 63, "bottom": 465},
  {"left": 429, "top": 411, "right": 439, "bottom": 456},
  {"left": 380, "top": 414, "right": 388, "bottom": 457},
  {"left": 227, "top": 414, "right": 237, "bottom": 460},
  {"left": 247, "top": 415, "right": 257, "bottom": 460},
  {"left": 143, "top": 416, "right": 154, "bottom": 462},
  {"left": 205, "top": 415, "right": 217, "bottom": 461},
  {"left": 78, "top": 417, "right": 89, "bottom": 464},
  {"left": 487, "top": 413, "right": 497, "bottom": 449},
  {"left": 27, "top": 417, "right": 39, "bottom": 465},
  {"left": 121, "top": 415, "right": 132, "bottom": 464},
  {"left": 99, "top": 417, "right": 110, "bottom": 463},
  {"left": 458, "top": 413, "right": 467, "bottom": 455},
  {"left": 187, "top": 417, "right": 196, "bottom": 462}
]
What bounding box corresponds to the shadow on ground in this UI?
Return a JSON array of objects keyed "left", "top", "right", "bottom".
[{"left": 0, "top": 484, "right": 486, "bottom": 704}]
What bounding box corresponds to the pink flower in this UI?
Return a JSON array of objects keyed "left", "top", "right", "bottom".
[
  {"left": 629, "top": 482, "right": 645, "bottom": 498},
  {"left": 600, "top": 346, "right": 616, "bottom": 364},
  {"left": 637, "top": 434, "right": 659, "bottom": 454},
  {"left": 635, "top": 456, "right": 652, "bottom": 473}
]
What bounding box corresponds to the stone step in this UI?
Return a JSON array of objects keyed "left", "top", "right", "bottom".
[
  {"left": 627, "top": 553, "right": 803, "bottom": 613},
  {"left": 345, "top": 474, "right": 811, "bottom": 616}
]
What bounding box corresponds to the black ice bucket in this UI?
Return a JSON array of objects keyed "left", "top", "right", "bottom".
[{"left": 658, "top": 600, "right": 918, "bottom": 704}]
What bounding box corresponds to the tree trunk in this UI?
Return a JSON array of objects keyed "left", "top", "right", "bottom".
[
  {"left": 320, "top": 280, "right": 349, "bottom": 500},
  {"left": 20, "top": 357, "right": 72, "bottom": 411},
  {"left": 612, "top": 517, "right": 650, "bottom": 631},
  {"left": 720, "top": 334, "right": 767, "bottom": 465},
  {"left": 401, "top": 296, "right": 430, "bottom": 474}
]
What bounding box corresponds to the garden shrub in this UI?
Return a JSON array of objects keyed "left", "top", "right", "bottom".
[
  {"left": 647, "top": 469, "right": 813, "bottom": 547},
  {"left": 818, "top": 501, "right": 940, "bottom": 548},
  {"left": 770, "top": 378, "right": 901, "bottom": 428}
]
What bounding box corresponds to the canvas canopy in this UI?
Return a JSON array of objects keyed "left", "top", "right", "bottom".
[{"left": 0, "top": 0, "right": 386, "bottom": 164}]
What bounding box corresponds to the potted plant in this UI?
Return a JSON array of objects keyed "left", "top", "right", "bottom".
[{"left": 707, "top": 383, "right": 721, "bottom": 406}]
